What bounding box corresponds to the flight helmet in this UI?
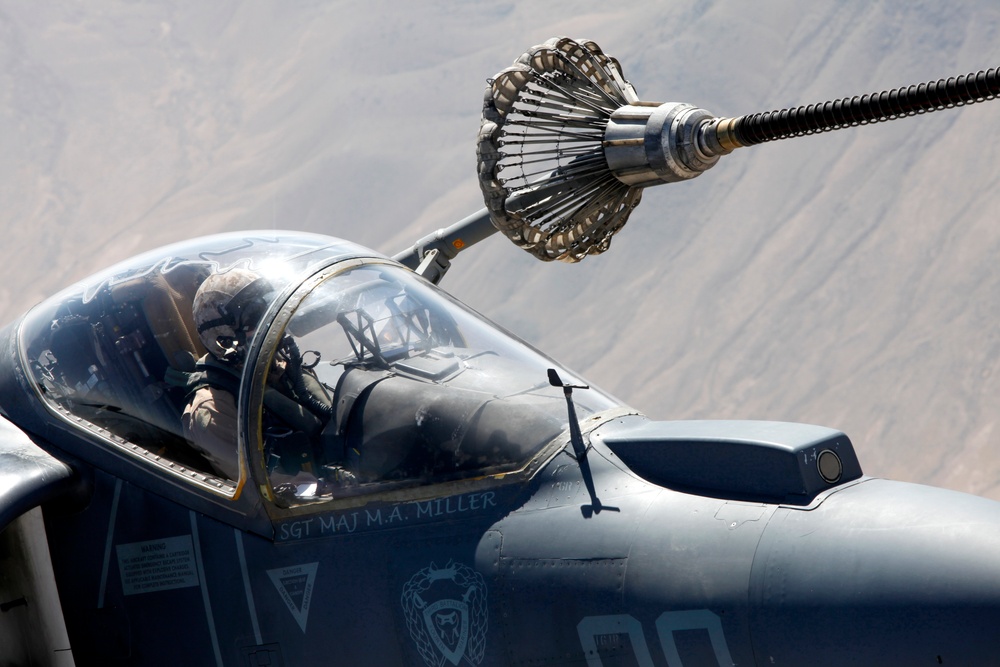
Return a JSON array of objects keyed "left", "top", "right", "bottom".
[{"left": 193, "top": 269, "right": 274, "bottom": 362}]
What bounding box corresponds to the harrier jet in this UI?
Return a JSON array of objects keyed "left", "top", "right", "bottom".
[{"left": 1, "top": 38, "right": 998, "bottom": 666}]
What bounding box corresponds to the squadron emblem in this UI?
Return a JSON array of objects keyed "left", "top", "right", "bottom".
[{"left": 401, "top": 561, "right": 488, "bottom": 666}]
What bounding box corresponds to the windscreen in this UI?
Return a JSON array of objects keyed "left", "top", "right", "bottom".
[{"left": 256, "top": 262, "right": 619, "bottom": 506}]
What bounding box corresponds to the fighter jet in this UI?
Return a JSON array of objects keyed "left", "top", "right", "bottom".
[{"left": 1, "top": 37, "right": 999, "bottom": 666}]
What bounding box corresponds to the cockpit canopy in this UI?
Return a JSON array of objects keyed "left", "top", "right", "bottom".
[
  {"left": 19, "top": 232, "right": 618, "bottom": 506},
  {"left": 19, "top": 233, "right": 365, "bottom": 493}
]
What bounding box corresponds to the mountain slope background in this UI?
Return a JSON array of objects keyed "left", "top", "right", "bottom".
[{"left": 3, "top": 1, "right": 1000, "bottom": 497}]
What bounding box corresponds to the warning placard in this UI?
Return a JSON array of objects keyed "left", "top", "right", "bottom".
[
  {"left": 268, "top": 562, "right": 318, "bottom": 633},
  {"left": 116, "top": 535, "right": 200, "bottom": 595}
]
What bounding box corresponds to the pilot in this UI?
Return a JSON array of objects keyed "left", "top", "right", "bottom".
[{"left": 182, "top": 268, "right": 333, "bottom": 481}]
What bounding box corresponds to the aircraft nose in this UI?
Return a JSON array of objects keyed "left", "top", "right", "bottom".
[{"left": 750, "top": 478, "right": 1000, "bottom": 666}]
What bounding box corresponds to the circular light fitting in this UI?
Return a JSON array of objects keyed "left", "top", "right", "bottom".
[{"left": 817, "top": 449, "right": 843, "bottom": 484}]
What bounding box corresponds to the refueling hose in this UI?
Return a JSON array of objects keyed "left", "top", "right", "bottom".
[
  {"left": 471, "top": 38, "right": 1000, "bottom": 264},
  {"left": 732, "top": 67, "right": 1000, "bottom": 145}
]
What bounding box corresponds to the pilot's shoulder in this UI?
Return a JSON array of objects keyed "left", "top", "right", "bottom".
[{"left": 187, "top": 385, "right": 237, "bottom": 415}]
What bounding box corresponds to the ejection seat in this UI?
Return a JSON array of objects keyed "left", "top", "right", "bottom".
[
  {"left": 104, "top": 264, "right": 218, "bottom": 469},
  {"left": 124, "top": 266, "right": 209, "bottom": 373}
]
